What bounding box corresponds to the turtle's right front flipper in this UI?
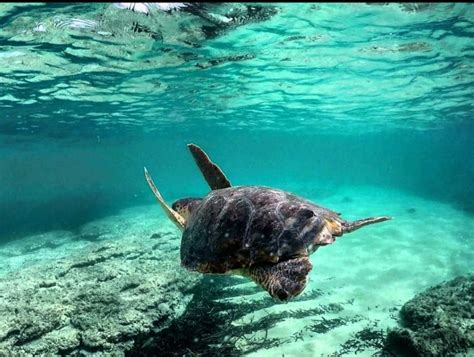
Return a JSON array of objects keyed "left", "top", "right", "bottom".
[
  {"left": 187, "top": 143, "right": 232, "bottom": 190},
  {"left": 144, "top": 167, "right": 186, "bottom": 232},
  {"left": 343, "top": 216, "right": 391, "bottom": 234}
]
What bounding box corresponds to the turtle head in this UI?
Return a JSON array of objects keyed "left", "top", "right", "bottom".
[{"left": 172, "top": 198, "right": 202, "bottom": 221}]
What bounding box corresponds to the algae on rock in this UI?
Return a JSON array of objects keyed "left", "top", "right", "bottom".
[
  {"left": 0, "top": 222, "right": 200, "bottom": 355},
  {"left": 384, "top": 275, "right": 474, "bottom": 357}
]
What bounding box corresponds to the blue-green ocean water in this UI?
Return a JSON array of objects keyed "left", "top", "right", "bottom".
[
  {"left": 0, "top": 3, "right": 473, "bottom": 356},
  {"left": 1, "top": 2, "right": 473, "bottom": 239}
]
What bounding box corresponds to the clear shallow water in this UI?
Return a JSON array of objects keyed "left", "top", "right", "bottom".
[
  {"left": 0, "top": 3, "right": 473, "bottom": 356},
  {"left": 1, "top": 3, "right": 473, "bottom": 136}
]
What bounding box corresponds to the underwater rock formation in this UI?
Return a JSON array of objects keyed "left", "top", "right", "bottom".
[
  {"left": 384, "top": 275, "right": 474, "bottom": 356},
  {"left": 0, "top": 228, "right": 200, "bottom": 355}
]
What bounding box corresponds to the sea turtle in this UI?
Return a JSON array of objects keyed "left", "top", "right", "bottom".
[{"left": 144, "top": 144, "right": 391, "bottom": 301}]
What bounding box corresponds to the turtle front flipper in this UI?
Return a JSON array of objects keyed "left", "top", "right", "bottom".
[
  {"left": 246, "top": 257, "right": 313, "bottom": 301},
  {"left": 144, "top": 167, "right": 186, "bottom": 232},
  {"left": 188, "top": 143, "right": 232, "bottom": 190},
  {"left": 342, "top": 216, "right": 391, "bottom": 233}
]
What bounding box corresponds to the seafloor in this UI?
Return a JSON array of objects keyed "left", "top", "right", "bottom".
[{"left": 0, "top": 184, "right": 472, "bottom": 356}]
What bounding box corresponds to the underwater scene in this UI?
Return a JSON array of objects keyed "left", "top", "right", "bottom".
[{"left": 0, "top": 2, "right": 473, "bottom": 356}]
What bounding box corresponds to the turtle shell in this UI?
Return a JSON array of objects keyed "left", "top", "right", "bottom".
[{"left": 180, "top": 186, "right": 342, "bottom": 273}]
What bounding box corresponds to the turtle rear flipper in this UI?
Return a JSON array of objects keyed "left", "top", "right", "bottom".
[
  {"left": 144, "top": 167, "right": 186, "bottom": 231},
  {"left": 188, "top": 143, "right": 232, "bottom": 190},
  {"left": 247, "top": 257, "right": 313, "bottom": 301}
]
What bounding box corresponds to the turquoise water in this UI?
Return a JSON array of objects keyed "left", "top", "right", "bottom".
[{"left": 0, "top": 3, "right": 473, "bottom": 356}]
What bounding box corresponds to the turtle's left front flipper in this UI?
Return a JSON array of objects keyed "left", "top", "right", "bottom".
[{"left": 144, "top": 167, "right": 186, "bottom": 232}]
